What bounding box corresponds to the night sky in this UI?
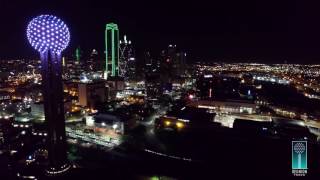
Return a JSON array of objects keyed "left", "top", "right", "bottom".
[{"left": 1, "top": 0, "right": 320, "bottom": 63}]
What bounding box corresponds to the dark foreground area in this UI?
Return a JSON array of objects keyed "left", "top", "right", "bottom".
[{"left": 1, "top": 125, "right": 319, "bottom": 180}]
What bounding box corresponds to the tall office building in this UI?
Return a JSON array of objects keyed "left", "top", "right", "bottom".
[
  {"left": 144, "top": 51, "right": 153, "bottom": 74},
  {"left": 89, "top": 49, "right": 100, "bottom": 71},
  {"left": 160, "top": 44, "right": 186, "bottom": 80},
  {"left": 144, "top": 51, "right": 162, "bottom": 98},
  {"left": 119, "top": 35, "right": 136, "bottom": 81},
  {"left": 156, "top": 45, "right": 187, "bottom": 93},
  {"left": 173, "top": 51, "right": 187, "bottom": 78},
  {"left": 105, "top": 23, "right": 119, "bottom": 79}
]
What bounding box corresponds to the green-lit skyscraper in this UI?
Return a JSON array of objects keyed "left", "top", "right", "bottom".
[
  {"left": 75, "top": 46, "right": 81, "bottom": 62},
  {"left": 105, "top": 23, "right": 119, "bottom": 79}
]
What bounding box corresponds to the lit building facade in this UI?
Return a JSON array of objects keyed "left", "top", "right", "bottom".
[
  {"left": 119, "top": 35, "right": 136, "bottom": 81},
  {"left": 190, "top": 100, "right": 257, "bottom": 114},
  {"left": 89, "top": 49, "right": 100, "bottom": 71}
]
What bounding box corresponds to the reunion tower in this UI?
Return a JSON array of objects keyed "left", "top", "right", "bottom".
[{"left": 26, "top": 15, "right": 71, "bottom": 175}]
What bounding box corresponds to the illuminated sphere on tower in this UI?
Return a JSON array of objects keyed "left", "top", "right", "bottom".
[
  {"left": 26, "top": 15, "right": 70, "bottom": 54},
  {"left": 26, "top": 14, "right": 71, "bottom": 175}
]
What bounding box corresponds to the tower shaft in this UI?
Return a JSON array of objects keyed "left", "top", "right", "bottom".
[{"left": 41, "top": 51, "right": 69, "bottom": 174}]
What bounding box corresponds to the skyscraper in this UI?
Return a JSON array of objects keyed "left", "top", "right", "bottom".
[
  {"left": 119, "top": 35, "right": 136, "bottom": 81},
  {"left": 160, "top": 44, "right": 187, "bottom": 81},
  {"left": 105, "top": 23, "right": 119, "bottom": 79},
  {"left": 89, "top": 49, "right": 100, "bottom": 71}
]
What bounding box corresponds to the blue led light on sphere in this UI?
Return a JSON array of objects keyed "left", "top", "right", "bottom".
[{"left": 27, "top": 15, "right": 70, "bottom": 54}]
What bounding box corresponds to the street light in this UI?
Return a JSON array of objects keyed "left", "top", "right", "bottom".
[{"left": 176, "top": 122, "right": 184, "bottom": 129}]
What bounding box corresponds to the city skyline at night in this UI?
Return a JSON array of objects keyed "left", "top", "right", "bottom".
[{"left": 0, "top": 1, "right": 320, "bottom": 179}]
